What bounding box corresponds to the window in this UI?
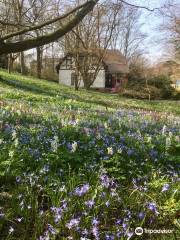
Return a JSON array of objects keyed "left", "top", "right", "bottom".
[
  {"left": 66, "top": 57, "right": 73, "bottom": 68},
  {"left": 71, "top": 73, "right": 77, "bottom": 86}
]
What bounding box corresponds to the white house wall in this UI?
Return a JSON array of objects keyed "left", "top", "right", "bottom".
[
  {"left": 91, "top": 70, "right": 105, "bottom": 88},
  {"left": 59, "top": 68, "right": 105, "bottom": 88},
  {"left": 59, "top": 69, "right": 72, "bottom": 86}
]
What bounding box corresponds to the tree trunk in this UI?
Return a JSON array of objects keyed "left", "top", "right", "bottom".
[
  {"left": 8, "top": 54, "right": 14, "bottom": 73},
  {"left": 20, "top": 51, "right": 26, "bottom": 74},
  {"left": 36, "top": 47, "right": 42, "bottom": 79}
]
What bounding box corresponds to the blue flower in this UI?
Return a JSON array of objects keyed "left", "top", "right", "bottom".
[
  {"left": 147, "top": 202, "right": 159, "bottom": 215},
  {"left": 115, "top": 219, "right": 122, "bottom": 225},
  {"left": 161, "top": 183, "right": 170, "bottom": 192},
  {"left": 92, "top": 226, "right": 99, "bottom": 239},
  {"left": 74, "top": 183, "right": 90, "bottom": 197},
  {"left": 66, "top": 218, "right": 80, "bottom": 229},
  {"left": 16, "top": 176, "right": 21, "bottom": 183},
  {"left": 85, "top": 200, "right": 95, "bottom": 208},
  {"left": 47, "top": 224, "right": 56, "bottom": 235},
  {"left": 127, "top": 231, "right": 133, "bottom": 239},
  {"left": 138, "top": 212, "right": 145, "bottom": 220},
  {"left": 105, "top": 234, "right": 115, "bottom": 240},
  {"left": 92, "top": 217, "right": 99, "bottom": 226}
]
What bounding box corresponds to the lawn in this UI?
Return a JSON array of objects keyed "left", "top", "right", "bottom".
[{"left": 0, "top": 70, "right": 180, "bottom": 240}]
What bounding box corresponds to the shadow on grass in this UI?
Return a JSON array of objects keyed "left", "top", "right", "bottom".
[
  {"left": 0, "top": 76, "right": 57, "bottom": 97},
  {"left": 0, "top": 75, "right": 112, "bottom": 109}
]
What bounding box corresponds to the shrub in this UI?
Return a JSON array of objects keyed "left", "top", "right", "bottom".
[{"left": 124, "top": 74, "right": 178, "bottom": 100}]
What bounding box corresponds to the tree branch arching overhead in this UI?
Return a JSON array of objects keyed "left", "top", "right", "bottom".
[
  {"left": 0, "top": 0, "right": 160, "bottom": 56},
  {"left": 0, "top": 0, "right": 99, "bottom": 55}
]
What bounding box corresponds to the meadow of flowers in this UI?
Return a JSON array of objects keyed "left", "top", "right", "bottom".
[{"left": 0, "top": 70, "right": 180, "bottom": 239}]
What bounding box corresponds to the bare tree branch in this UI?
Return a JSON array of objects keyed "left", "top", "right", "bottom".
[
  {"left": 1, "top": 1, "right": 93, "bottom": 41},
  {"left": 118, "top": 0, "right": 159, "bottom": 12},
  {"left": 0, "top": 0, "right": 99, "bottom": 55}
]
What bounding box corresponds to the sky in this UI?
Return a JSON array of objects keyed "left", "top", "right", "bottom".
[{"left": 127, "top": 0, "right": 169, "bottom": 64}]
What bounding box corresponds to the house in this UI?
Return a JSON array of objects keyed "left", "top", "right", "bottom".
[{"left": 56, "top": 49, "right": 129, "bottom": 90}]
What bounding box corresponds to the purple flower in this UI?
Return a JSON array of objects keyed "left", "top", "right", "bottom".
[
  {"left": 66, "top": 218, "right": 80, "bottom": 229},
  {"left": 47, "top": 224, "right": 56, "bottom": 235},
  {"left": 92, "top": 226, "right": 99, "bottom": 239},
  {"left": 92, "top": 217, "right": 99, "bottom": 226},
  {"left": 116, "top": 231, "right": 122, "bottom": 238},
  {"left": 127, "top": 231, "right": 133, "bottom": 239},
  {"left": 138, "top": 212, "right": 145, "bottom": 220},
  {"left": 74, "top": 183, "right": 90, "bottom": 197},
  {"left": 0, "top": 212, "right": 5, "bottom": 218},
  {"left": 115, "top": 219, "right": 122, "bottom": 225},
  {"left": 85, "top": 200, "right": 95, "bottom": 208},
  {"left": 105, "top": 234, "right": 115, "bottom": 240},
  {"left": 16, "top": 176, "right": 21, "bottom": 183},
  {"left": 161, "top": 183, "right": 170, "bottom": 192},
  {"left": 127, "top": 149, "right": 134, "bottom": 156},
  {"left": 122, "top": 223, "right": 128, "bottom": 230},
  {"left": 100, "top": 174, "right": 111, "bottom": 188},
  {"left": 39, "top": 231, "right": 49, "bottom": 240},
  {"left": 82, "top": 228, "right": 89, "bottom": 236},
  {"left": 147, "top": 202, "right": 159, "bottom": 215}
]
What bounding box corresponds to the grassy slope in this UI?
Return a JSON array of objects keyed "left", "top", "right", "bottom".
[
  {"left": 0, "top": 69, "right": 179, "bottom": 115},
  {"left": 0, "top": 70, "right": 179, "bottom": 239}
]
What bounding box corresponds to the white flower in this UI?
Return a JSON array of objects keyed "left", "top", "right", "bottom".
[
  {"left": 96, "top": 133, "right": 101, "bottom": 140},
  {"left": 9, "top": 150, "right": 14, "bottom": 158},
  {"left": 12, "top": 130, "right": 16, "bottom": 140},
  {"left": 51, "top": 136, "right": 59, "bottom": 152},
  {"left": 0, "top": 139, "right": 3, "bottom": 144},
  {"left": 169, "top": 132, "right": 173, "bottom": 138},
  {"left": 162, "top": 125, "right": 167, "bottom": 135},
  {"left": 71, "top": 141, "right": 78, "bottom": 152},
  {"left": 166, "top": 137, "right": 171, "bottom": 149},
  {"left": 175, "top": 136, "right": 180, "bottom": 142},
  {"left": 107, "top": 147, "right": 113, "bottom": 155},
  {"left": 14, "top": 138, "right": 19, "bottom": 147},
  {"left": 17, "top": 110, "right": 21, "bottom": 116},
  {"left": 146, "top": 136, "right": 152, "bottom": 143},
  {"left": 117, "top": 148, "right": 122, "bottom": 154},
  {"left": 9, "top": 226, "right": 14, "bottom": 234}
]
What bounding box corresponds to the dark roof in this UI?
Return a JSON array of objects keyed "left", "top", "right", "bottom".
[
  {"left": 57, "top": 49, "right": 129, "bottom": 74},
  {"left": 103, "top": 49, "right": 129, "bottom": 73}
]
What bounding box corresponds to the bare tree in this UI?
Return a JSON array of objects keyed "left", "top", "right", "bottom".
[
  {"left": 62, "top": 0, "right": 121, "bottom": 90},
  {"left": 111, "top": 5, "right": 146, "bottom": 63},
  {"left": 159, "top": 0, "right": 180, "bottom": 60},
  {"left": 0, "top": 0, "right": 160, "bottom": 56},
  {"left": 0, "top": 0, "right": 99, "bottom": 55}
]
